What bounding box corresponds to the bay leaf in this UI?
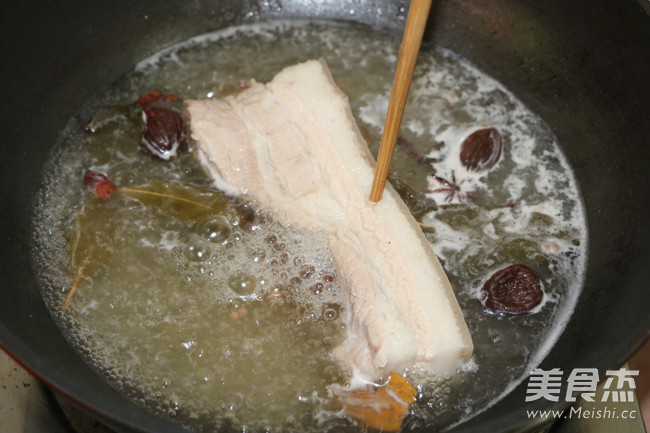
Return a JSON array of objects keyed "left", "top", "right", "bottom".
[
  {"left": 119, "top": 180, "right": 230, "bottom": 222},
  {"left": 64, "top": 181, "right": 233, "bottom": 308},
  {"left": 65, "top": 196, "right": 123, "bottom": 308}
]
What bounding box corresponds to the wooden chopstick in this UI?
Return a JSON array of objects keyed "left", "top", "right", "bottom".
[{"left": 369, "top": 0, "right": 433, "bottom": 203}]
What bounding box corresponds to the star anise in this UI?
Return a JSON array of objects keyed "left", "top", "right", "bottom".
[{"left": 429, "top": 170, "right": 470, "bottom": 202}]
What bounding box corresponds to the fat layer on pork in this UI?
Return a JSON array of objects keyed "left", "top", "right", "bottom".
[{"left": 186, "top": 59, "right": 473, "bottom": 382}]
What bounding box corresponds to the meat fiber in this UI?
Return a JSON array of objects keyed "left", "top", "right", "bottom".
[{"left": 186, "top": 59, "right": 473, "bottom": 382}]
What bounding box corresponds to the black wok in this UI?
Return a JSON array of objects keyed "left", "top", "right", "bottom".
[{"left": 1, "top": 0, "right": 649, "bottom": 432}]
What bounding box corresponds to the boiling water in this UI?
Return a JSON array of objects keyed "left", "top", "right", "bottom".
[{"left": 32, "top": 21, "right": 587, "bottom": 432}]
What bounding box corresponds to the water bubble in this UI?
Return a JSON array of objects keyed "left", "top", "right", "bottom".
[
  {"left": 299, "top": 264, "right": 315, "bottom": 279},
  {"left": 197, "top": 216, "right": 232, "bottom": 243},
  {"left": 228, "top": 273, "right": 257, "bottom": 296},
  {"left": 323, "top": 308, "right": 337, "bottom": 320},
  {"left": 309, "top": 282, "right": 323, "bottom": 295},
  {"left": 249, "top": 248, "right": 267, "bottom": 263},
  {"left": 184, "top": 239, "right": 210, "bottom": 262}
]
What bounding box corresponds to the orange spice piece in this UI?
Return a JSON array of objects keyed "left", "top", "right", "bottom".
[{"left": 338, "top": 373, "right": 417, "bottom": 432}]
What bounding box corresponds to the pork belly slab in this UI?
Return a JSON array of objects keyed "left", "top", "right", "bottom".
[{"left": 186, "top": 59, "right": 473, "bottom": 381}]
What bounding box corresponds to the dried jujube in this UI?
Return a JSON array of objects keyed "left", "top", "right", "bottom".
[
  {"left": 141, "top": 105, "right": 189, "bottom": 160},
  {"left": 460, "top": 127, "right": 503, "bottom": 172},
  {"left": 480, "top": 264, "right": 543, "bottom": 314}
]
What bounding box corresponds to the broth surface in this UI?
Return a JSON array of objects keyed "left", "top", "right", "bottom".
[{"left": 32, "top": 20, "right": 587, "bottom": 432}]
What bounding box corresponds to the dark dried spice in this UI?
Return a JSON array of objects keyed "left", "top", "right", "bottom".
[
  {"left": 83, "top": 170, "right": 117, "bottom": 201},
  {"left": 460, "top": 127, "right": 503, "bottom": 172},
  {"left": 141, "top": 105, "right": 189, "bottom": 160},
  {"left": 480, "top": 264, "right": 543, "bottom": 314}
]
